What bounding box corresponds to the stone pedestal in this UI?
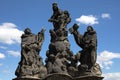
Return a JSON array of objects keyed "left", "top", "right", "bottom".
[
  {"left": 75, "top": 76, "right": 104, "bottom": 80},
  {"left": 13, "top": 78, "right": 41, "bottom": 80},
  {"left": 43, "top": 73, "right": 73, "bottom": 80},
  {"left": 13, "top": 75, "right": 103, "bottom": 80}
]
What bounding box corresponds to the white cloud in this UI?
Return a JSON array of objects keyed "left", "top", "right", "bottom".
[
  {"left": 0, "top": 63, "right": 3, "bottom": 66},
  {"left": 2, "top": 68, "right": 12, "bottom": 75},
  {"left": 75, "top": 15, "right": 99, "bottom": 25},
  {"left": 103, "top": 72, "right": 120, "bottom": 80},
  {"left": 0, "top": 22, "right": 24, "bottom": 45},
  {"left": 7, "top": 50, "right": 20, "bottom": 57},
  {"left": 97, "top": 50, "right": 120, "bottom": 69},
  {"left": 0, "top": 53, "right": 5, "bottom": 59},
  {"left": 0, "top": 46, "right": 7, "bottom": 49},
  {"left": 101, "top": 13, "right": 111, "bottom": 19}
]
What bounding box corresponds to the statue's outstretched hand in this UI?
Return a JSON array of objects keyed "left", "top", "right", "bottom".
[
  {"left": 41, "top": 28, "right": 46, "bottom": 33},
  {"left": 69, "top": 23, "right": 79, "bottom": 34}
]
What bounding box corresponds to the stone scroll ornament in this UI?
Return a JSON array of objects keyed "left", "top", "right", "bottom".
[{"left": 15, "top": 28, "right": 47, "bottom": 79}]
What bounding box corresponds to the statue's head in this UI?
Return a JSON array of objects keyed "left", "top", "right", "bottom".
[
  {"left": 52, "top": 3, "right": 57, "bottom": 7},
  {"left": 87, "top": 26, "right": 93, "bottom": 32},
  {"left": 73, "top": 23, "right": 79, "bottom": 30},
  {"left": 24, "top": 28, "right": 31, "bottom": 34},
  {"left": 52, "top": 3, "right": 58, "bottom": 11},
  {"left": 64, "top": 10, "right": 69, "bottom": 15}
]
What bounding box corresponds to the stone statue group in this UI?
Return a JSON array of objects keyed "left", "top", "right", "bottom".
[{"left": 15, "top": 3, "right": 102, "bottom": 80}]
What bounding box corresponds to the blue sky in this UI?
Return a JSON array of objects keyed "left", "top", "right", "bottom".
[{"left": 0, "top": 0, "right": 120, "bottom": 80}]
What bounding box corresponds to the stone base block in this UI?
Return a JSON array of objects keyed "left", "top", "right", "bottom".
[
  {"left": 13, "top": 78, "right": 41, "bottom": 80},
  {"left": 13, "top": 74, "right": 104, "bottom": 80},
  {"left": 43, "top": 73, "right": 73, "bottom": 80},
  {"left": 75, "top": 76, "right": 104, "bottom": 80}
]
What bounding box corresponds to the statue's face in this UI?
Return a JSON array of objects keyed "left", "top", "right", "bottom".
[
  {"left": 53, "top": 5, "right": 58, "bottom": 11},
  {"left": 64, "top": 11, "right": 68, "bottom": 15},
  {"left": 24, "top": 28, "right": 31, "bottom": 34},
  {"left": 87, "top": 26, "right": 92, "bottom": 32}
]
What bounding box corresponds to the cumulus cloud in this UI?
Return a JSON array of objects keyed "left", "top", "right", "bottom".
[
  {"left": 7, "top": 50, "right": 20, "bottom": 57},
  {"left": 3, "top": 69, "right": 11, "bottom": 75},
  {"left": 0, "top": 63, "right": 3, "bottom": 66},
  {"left": 101, "top": 13, "right": 111, "bottom": 19},
  {"left": 103, "top": 72, "right": 120, "bottom": 80},
  {"left": 0, "top": 22, "right": 24, "bottom": 45},
  {"left": 75, "top": 15, "right": 99, "bottom": 25},
  {"left": 0, "top": 53, "right": 5, "bottom": 59},
  {"left": 0, "top": 53, "right": 5, "bottom": 68},
  {"left": 97, "top": 50, "right": 120, "bottom": 69},
  {"left": 0, "top": 46, "right": 7, "bottom": 49}
]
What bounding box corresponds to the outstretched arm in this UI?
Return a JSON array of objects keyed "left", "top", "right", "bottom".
[
  {"left": 37, "top": 28, "right": 46, "bottom": 51},
  {"left": 69, "top": 24, "right": 83, "bottom": 47}
]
